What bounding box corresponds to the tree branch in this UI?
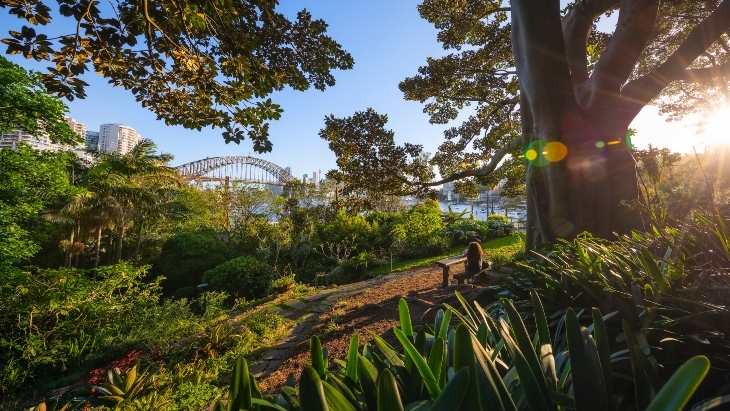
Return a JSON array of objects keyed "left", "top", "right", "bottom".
[
  {"left": 672, "top": 62, "right": 730, "bottom": 80},
  {"left": 622, "top": 0, "right": 730, "bottom": 108},
  {"left": 419, "top": 136, "right": 522, "bottom": 188},
  {"left": 562, "top": 0, "right": 619, "bottom": 85},
  {"left": 587, "top": 0, "right": 659, "bottom": 98}
]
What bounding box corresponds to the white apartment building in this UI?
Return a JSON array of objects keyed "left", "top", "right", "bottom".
[
  {"left": 0, "top": 129, "right": 63, "bottom": 151},
  {"left": 99, "top": 123, "right": 142, "bottom": 155},
  {"left": 65, "top": 116, "right": 87, "bottom": 146}
]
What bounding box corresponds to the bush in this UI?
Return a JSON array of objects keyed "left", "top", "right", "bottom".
[
  {"left": 486, "top": 213, "right": 510, "bottom": 224},
  {"left": 202, "top": 256, "right": 274, "bottom": 300},
  {"left": 154, "top": 229, "right": 230, "bottom": 294},
  {"left": 391, "top": 199, "right": 450, "bottom": 258}
]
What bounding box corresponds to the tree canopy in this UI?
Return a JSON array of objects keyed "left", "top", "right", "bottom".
[
  {"left": 322, "top": 0, "right": 730, "bottom": 246},
  {"left": 0, "top": 55, "right": 78, "bottom": 145},
  {"left": 1, "top": 0, "right": 353, "bottom": 152}
]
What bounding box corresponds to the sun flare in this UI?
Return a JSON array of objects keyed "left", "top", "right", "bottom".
[{"left": 702, "top": 107, "right": 730, "bottom": 147}]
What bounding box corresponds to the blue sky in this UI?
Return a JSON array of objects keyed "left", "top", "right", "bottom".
[{"left": 1, "top": 1, "right": 717, "bottom": 177}]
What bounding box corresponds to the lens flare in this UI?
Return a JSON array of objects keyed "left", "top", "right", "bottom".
[
  {"left": 543, "top": 142, "right": 568, "bottom": 162},
  {"left": 524, "top": 140, "right": 568, "bottom": 166},
  {"left": 595, "top": 141, "right": 605, "bottom": 148}
]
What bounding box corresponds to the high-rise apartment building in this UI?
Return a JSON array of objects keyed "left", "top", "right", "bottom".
[
  {"left": 0, "top": 129, "right": 63, "bottom": 151},
  {"left": 284, "top": 166, "right": 292, "bottom": 176},
  {"left": 65, "top": 116, "right": 87, "bottom": 145},
  {"left": 99, "top": 123, "right": 142, "bottom": 155},
  {"left": 85, "top": 131, "right": 99, "bottom": 152}
]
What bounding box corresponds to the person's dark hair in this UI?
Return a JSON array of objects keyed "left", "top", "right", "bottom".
[{"left": 466, "top": 241, "right": 483, "bottom": 264}]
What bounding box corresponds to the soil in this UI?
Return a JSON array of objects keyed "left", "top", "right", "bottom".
[{"left": 257, "top": 266, "right": 496, "bottom": 393}]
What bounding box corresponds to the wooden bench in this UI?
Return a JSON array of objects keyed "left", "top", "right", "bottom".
[{"left": 434, "top": 255, "right": 467, "bottom": 287}]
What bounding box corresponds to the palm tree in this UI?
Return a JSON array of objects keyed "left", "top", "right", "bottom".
[{"left": 90, "top": 140, "right": 181, "bottom": 264}]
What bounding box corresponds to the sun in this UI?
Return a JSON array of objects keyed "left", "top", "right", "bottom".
[{"left": 701, "top": 106, "right": 730, "bottom": 147}]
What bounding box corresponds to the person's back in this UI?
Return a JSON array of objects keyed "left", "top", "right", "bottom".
[{"left": 466, "top": 241, "right": 483, "bottom": 272}]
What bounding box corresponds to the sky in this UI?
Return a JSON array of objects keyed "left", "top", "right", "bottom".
[{"left": 1, "top": 1, "right": 726, "bottom": 178}]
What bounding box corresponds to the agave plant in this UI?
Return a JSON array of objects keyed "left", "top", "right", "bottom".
[{"left": 92, "top": 361, "right": 156, "bottom": 405}]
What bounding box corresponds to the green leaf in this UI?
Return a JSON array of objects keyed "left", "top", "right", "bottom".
[
  {"left": 399, "top": 298, "right": 414, "bottom": 339},
  {"left": 394, "top": 327, "right": 441, "bottom": 399},
  {"left": 438, "top": 309, "right": 451, "bottom": 343},
  {"left": 377, "top": 368, "right": 405, "bottom": 411},
  {"left": 623, "top": 320, "right": 652, "bottom": 409},
  {"left": 471, "top": 333, "right": 517, "bottom": 411},
  {"left": 501, "top": 326, "right": 550, "bottom": 411},
  {"left": 345, "top": 333, "right": 359, "bottom": 383},
  {"left": 321, "top": 380, "right": 358, "bottom": 411},
  {"left": 400, "top": 298, "right": 415, "bottom": 372},
  {"left": 371, "top": 333, "right": 405, "bottom": 368},
  {"left": 251, "top": 398, "right": 288, "bottom": 411},
  {"left": 530, "top": 290, "right": 556, "bottom": 389},
  {"left": 565, "top": 308, "right": 605, "bottom": 411},
  {"left": 452, "top": 323, "right": 479, "bottom": 410},
  {"left": 326, "top": 373, "right": 363, "bottom": 411},
  {"left": 357, "top": 355, "right": 379, "bottom": 410},
  {"left": 503, "top": 299, "right": 551, "bottom": 404},
  {"left": 311, "top": 335, "right": 326, "bottom": 377},
  {"left": 299, "top": 366, "right": 329, "bottom": 411},
  {"left": 428, "top": 337, "right": 445, "bottom": 387},
  {"left": 592, "top": 308, "right": 614, "bottom": 411},
  {"left": 228, "top": 357, "right": 252, "bottom": 411},
  {"left": 646, "top": 356, "right": 710, "bottom": 411},
  {"left": 639, "top": 246, "right": 669, "bottom": 292},
  {"left": 427, "top": 367, "right": 469, "bottom": 411}
]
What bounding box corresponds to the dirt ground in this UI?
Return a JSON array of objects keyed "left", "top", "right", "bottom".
[{"left": 258, "top": 267, "right": 479, "bottom": 393}]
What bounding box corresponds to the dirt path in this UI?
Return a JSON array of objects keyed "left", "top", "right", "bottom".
[{"left": 250, "top": 266, "right": 482, "bottom": 393}]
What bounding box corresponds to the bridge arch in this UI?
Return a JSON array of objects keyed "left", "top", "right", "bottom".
[{"left": 175, "top": 156, "right": 296, "bottom": 185}]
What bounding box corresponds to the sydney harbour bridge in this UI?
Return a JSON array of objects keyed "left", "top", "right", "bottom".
[{"left": 175, "top": 156, "right": 297, "bottom": 186}]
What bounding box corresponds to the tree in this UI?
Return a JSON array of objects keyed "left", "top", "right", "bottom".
[
  {"left": 0, "top": 145, "right": 74, "bottom": 275},
  {"left": 323, "top": 0, "right": 730, "bottom": 248},
  {"left": 0, "top": 55, "right": 79, "bottom": 145},
  {"left": 1, "top": 0, "right": 353, "bottom": 151}
]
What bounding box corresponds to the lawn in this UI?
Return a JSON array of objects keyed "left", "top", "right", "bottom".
[{"left": 370, "top": 234, "right": 525, "bottom": 275}]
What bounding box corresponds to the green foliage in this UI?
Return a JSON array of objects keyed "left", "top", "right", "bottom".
[
  {"left": 2, "top": 2, "right": 353, "bottom": 150},
  {"left": 486, "top": 214, "right": 510, "bottom": 224},
  {"left": 0, "top": 145, "right": 75, "bottom": 274},
  {"left": 391, "top": 200, "right": 450, "bottom": 258},
  {"left": 155, "top": 229, "right": 231, "bottom": 293},
  {"left": 0, "top": 56, "right": 79, "bottom": 145},
  {"left": 198, "top": 294, "right": 716, "bottom": 411},
  {"left": 203, "top": 256, "right": 275, "bottom": 300},
  {"left": 93, "top": 362, "right": 155, "bottom": 405},
  {"left": 192, "top": 323, "right": 240, "bottom": 359}
]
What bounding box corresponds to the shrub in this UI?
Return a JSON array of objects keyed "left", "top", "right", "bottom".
[
  {"left": 154, "top": 229, "right": 230, "bottom": 294},
  {"left": 391, "top": 199, "right": 450, "bottom": 258},
  {"left": 202, "top": 256, "right": 274, "bottom": 300},
  {"left": 486, "top": 213, "right": 510, "bottom": 224}
]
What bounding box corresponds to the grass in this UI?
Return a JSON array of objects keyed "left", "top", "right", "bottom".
[{"left": 369, "top": 234, "right": 525, "bottom": 275}]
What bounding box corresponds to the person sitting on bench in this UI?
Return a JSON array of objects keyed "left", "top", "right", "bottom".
[{"left": 464, "top": 241, "right": 489, "bottom": 282}]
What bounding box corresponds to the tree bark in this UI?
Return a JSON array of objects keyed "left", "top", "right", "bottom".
[
  {"left": 94, "top": 227, "right": 102, "bottom": 269},
  {"left": 513, "top": 0, "right": 645, "bottom": 249},
  {"left": 133, "top": 220, "right": 144, "bottom": 266},
  {"left": 115, "top": 215, "right": 125, "bottom": 263}
]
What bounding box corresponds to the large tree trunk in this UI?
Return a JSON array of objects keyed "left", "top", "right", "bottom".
[{"left": 512, "top": 0, "right": 646, "bottom": 248}]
